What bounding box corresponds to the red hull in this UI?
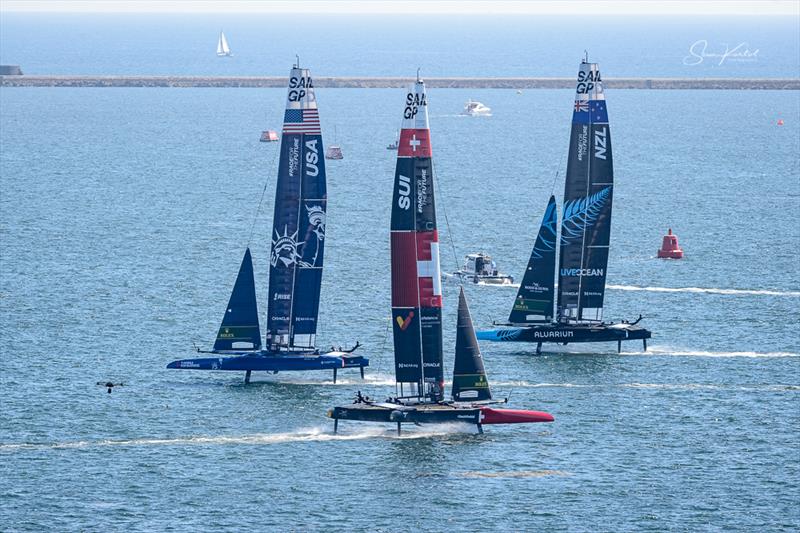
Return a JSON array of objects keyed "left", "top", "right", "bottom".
[{"left": 479, "top": 407, "right": 554, "bottom": 424}]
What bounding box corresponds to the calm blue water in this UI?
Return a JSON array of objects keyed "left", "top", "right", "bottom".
[
  {"left": 1, "top": 14, "right": 799, "bottom": 78},
  {"left": 1, "top": 13, "right": 800, "bottom": 533}
]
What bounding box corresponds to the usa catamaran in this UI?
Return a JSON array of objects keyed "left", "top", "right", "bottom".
[
  {"left": 328, "top": 74, "right": 553, "bottom": 433},
  {"left": 477, "top": 57, "right": 651, "bottom": 354},
  {"left": 168, "top": 64, "right": 368, "bottom": 383}
]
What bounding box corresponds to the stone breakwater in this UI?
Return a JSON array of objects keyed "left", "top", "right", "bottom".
[{"left": 1, "top": 75, "right": 798, "bottom": 89}]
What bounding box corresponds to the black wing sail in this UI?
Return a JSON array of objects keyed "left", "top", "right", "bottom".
[
  {"left": 557, "top": 60, "right": 613, "bottom": 323},
  {"left": 266, "top": 66, "right": 327, "bottom": 349},
  {"left": 452, "top": 287, "right": 492, "bottom": 402},
  {"left": 213, "top": 248, "right": 262, "bottom": 352},
  {"left": 509, "top": 195, "right": 558, "bottom": 324}
]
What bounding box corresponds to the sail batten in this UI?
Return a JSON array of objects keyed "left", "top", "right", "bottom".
[
  {"left": 557, "top": 61, "right": 613, "bottom": 323},
  {"left": 266, "top": 68, "right": 326, "bottom": 349},
  {"left": 390, "top": 78, "right": 444, "bottom": 401}
]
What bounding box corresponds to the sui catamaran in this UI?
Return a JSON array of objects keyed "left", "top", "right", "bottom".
[
  {"left": 477, "top": 57, "right": 651, "bottom": 354},
  {"left": 328, "top": 74, "right": 553, "bottom": 434},
  {"left": 167, "top": 64, "right": 368, "bottom": 383}
]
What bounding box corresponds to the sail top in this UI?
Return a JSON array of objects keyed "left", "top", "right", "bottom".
[
  {"left": 452, "top": 287, "right": 492, "bottom": 402},
  {"left": 213, "top": 248, "right": 262, "bottom": 352},
  {"left": 285, "top": 68, "right": 318, "bottom": 109},
  {"left": 575, "top": 61, "right": 604, "bottom": 101},
  {"left": 397, "top": 79, "right": 431, "bottom": 159},
  {"left": 400, "top": 79, "right": 429, "bottom": 130}
]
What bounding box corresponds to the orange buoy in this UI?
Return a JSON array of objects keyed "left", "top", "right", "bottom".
[
  {"left": 657, "top": 228, "right": 684, "bottom": 259},
  {"left": 777, "top": 119, "right": 784, "bottom": 126}
]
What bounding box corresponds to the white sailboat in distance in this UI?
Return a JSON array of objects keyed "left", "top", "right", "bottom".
[{"left": 216, "top": 31, "right": 232, "bottom": 57}]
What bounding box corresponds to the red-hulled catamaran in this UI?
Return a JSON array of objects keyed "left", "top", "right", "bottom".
[
  {"left": 328, "top": 74, "right": 553, "bottom": 434},
  {"left": 167, "top": 63, "right": 368, "bottom": 383}
]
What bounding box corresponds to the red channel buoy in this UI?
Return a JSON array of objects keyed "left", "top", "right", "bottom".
[
  {"left": 777, "top": 119, "right": 784, "bottom": 126},
  {"left": 657, "top": 228, "right": 684, "bottom": 259}
]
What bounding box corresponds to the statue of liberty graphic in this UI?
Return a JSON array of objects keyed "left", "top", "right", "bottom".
[{"left": 298, "top": 204, "right": 326, "bottom": 267}]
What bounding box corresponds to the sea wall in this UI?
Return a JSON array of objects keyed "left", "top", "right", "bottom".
[{"left": 1, "top": 75, "right": 798, "bottom": 89}]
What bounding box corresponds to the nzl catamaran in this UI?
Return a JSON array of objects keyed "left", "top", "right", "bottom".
[
  {"left": 478, "top": 57, "right": 651, "bottom": 354},
  {"left": 167, "top": 64, "right": 368, "bottom": 383},
  {"left": 328, "top": 75, "right": 553, "bottom": 434}
]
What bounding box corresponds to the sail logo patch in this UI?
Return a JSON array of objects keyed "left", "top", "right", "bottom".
[
  {"left": 577, "top": 125, "right": 588, "bottom": 161},
  {"left": 288, "top": 75, "right": 313, "bottom": 101},
  {"left": 305, "top": 140, "right": 319, "bottom": 176},
  {"left": 417, "top": 168, "right": 428, "bottom": 213},
  {"left": 560, "top": 268, "right": 604, "bottom": 277},
  {"left": 404, "top": 92, "right": 427, "bottom": 119},
  {"left": 594, "top": 127, "right": 607, "bottom": 160},
  {"left": 576, "top": 69, "right": 602, "bottom": 95},
  {"left": 396, "top": 311, "right": 415, "bottom": 331},
  {"left": 397, "top": 175, "right": 411, "bottom": 210}
]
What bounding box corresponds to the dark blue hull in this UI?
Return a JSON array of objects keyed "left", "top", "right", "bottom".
[
  {"left": 477, "top": 322, "right": 651, "bottom": 353},
  {"left": 167, "top": 352, "right": 369, "bottom": 372}
]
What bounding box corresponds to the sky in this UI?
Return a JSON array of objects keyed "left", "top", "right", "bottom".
[{"left": 0, "top": 0, "right": 798, "bottom": 16}]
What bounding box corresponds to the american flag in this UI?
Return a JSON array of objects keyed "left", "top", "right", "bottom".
[
  {"left": 574, "top": 100, "right": 588, "bottom": 112},
  {"left": 283, "top": 108, "right": 321, "bottom": 135}
]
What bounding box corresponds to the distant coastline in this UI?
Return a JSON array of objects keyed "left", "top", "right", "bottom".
[{"left": 1, "top": 75, "right": 798, "bottom": 89}]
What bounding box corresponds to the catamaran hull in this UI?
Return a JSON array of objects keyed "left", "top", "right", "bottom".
[
  {"left": 167, "top": 354, "right": 369, "bottom": 372},
  {"left": 328, "top": 403, "right": 553, "bottom": 432},
  {"left": 477, "top": 323, "right": 651, "bottom": 351}
]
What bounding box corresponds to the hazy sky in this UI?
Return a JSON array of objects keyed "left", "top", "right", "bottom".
[{"left": 1, "top": 0, "right": 798, "bottom": 16}]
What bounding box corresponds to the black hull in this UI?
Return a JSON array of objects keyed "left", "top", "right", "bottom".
[
  {"left": 330, "top": 402, "right": 481, "bottom": 425},
  {"left": 477, "top": 322, "right": 651, "bottom": 352}
]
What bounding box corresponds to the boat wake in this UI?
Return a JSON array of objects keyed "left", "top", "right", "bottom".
[
  {"left": 256, "top": 372, "right": 396, "bottom": 387},
  {"left": 493, "top": 381, "right": 798, "bottom": 391},
  {"left": 621, "top": 347, "right": 799, "bottom": 358},
  {"left": 0, "top": 425, "right": 475, "bottom": 452},
  {"left": 607, "top": 284, "right": 800, "bottom": 297}
]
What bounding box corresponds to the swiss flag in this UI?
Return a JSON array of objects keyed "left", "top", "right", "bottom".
[{"left": 398, "top": 129, "right": 431, "bottom": 158}]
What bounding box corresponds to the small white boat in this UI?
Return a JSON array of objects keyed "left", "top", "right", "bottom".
[
  {"left": 461, "top": 100, "right": 491, "bottom": 116},
  {"left": 451, "top": 253, "right": 514, "bottom": 285},
  {"left": 387, "top": 130, "right": 399, "bottom": 150},
  {"left": 217, "top": 31, "right": 232, "bottom": 57}
]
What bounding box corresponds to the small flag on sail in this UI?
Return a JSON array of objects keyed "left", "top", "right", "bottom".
[
  {"left": 573, "top": 100, "right": 588, "bottom": 112},
  {"left": 283, "top": 109, "right": 321, "bottom": 135}
]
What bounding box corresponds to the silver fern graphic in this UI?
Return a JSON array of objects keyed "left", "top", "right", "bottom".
[
  {"left": 560, "top": 186, "right": 612, "bottom": 245},
  {"left": 532, "top": 200, "right": 559, "bottom": 259}
]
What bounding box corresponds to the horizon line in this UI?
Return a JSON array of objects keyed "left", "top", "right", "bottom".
[{"left": 1, "top": 1, "right": 798, "bottom": 16}]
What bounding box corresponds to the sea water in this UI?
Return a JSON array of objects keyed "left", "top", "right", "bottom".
[{"left": 1, "top": 14, "right": 799, "bottom": 532}]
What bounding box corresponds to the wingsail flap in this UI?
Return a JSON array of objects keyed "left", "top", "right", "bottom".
[
  {"left": 557, "top": 60, "right": 614, "bottom": 322},
  {"left": 390, "top": 78, "right": 444, "bottom": 400},
  {"left": 266, "top": 67, "right": 327, "bottom": 349},
  {"left": 509, "top": 195, "right": 558, "bottom": 324},
  {"left": 213, "top": 248, "right": 262, "bottom": 351},
  {"left": 453, "top": 288, "right": 492, "bottom": 402}
]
